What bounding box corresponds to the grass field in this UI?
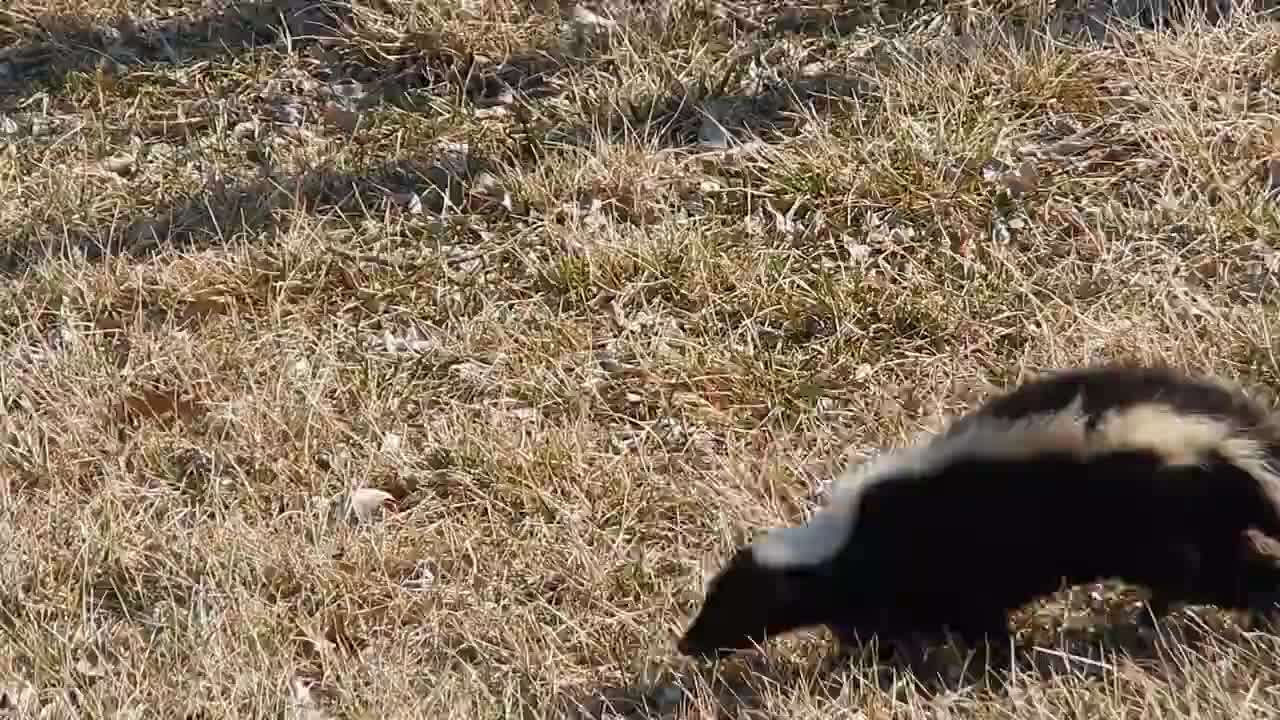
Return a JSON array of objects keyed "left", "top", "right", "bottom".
[{"left": 5, "top": 0, "right": 1280, "bottom": 717}]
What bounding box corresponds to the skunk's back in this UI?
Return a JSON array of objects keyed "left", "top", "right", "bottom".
[{"left": 963, "top": 365, "right": 1275, "bottom": 438}]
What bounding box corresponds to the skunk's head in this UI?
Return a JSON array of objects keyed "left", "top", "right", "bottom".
[{"left": 677, "top": 531, "right": 850, "bottom": 659}]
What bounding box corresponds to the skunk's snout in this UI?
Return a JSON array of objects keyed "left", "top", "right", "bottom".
[
  {"left": 675, "top": 631, "right": 702, "bottom": 658},
  {"left": 675, "top": 636, "right": 695, "bottom": 656},
  {"left": 676, "top": 635, "right": 726, "bottom": 660},
  {"left": 674, "top": 622, "right": 715, "bottom": 659}
]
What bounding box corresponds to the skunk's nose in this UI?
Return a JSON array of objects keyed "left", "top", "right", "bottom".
[
  {"left": 676, "top": 636, "right": 722, "bottom": 660},
  {"left": 676, "top": 635, "right": 705, "bottom": 658},
  {"left": 675, "top": 636, "right": 693, "bottom": 655}
]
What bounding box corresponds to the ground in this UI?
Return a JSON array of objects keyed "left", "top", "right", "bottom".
[{"left": 3, "top": 0, "right": 1280, "bottom": 717}]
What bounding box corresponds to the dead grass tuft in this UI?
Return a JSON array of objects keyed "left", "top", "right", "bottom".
[{"left": 5, "top": 0, "right": 1280, "bottom": 717}]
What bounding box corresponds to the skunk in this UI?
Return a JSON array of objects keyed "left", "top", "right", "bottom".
[{"left": 677, "top": 365, "right": 1280, "bottom": 661}]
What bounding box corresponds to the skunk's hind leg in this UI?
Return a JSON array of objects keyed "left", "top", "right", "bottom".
[
  {"left": 1137, "top": 540, "right": 1209, "bottom": 632},
  {"left": 1235, "top": 529, "right": 1280, "bottom": 631},
  {"left": 1143, "top": 531, "right": 1280, "bottom": 632},
  {"left": 943, "top": 608, "right": 1014, "bottom": 671}
]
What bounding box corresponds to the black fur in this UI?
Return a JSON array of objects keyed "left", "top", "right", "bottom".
[{"left": 677, "top": 364, "right": 1280, "bottom": 661}]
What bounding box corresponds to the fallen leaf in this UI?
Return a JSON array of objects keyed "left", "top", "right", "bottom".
[
  {"left": 671, "top": 391, "right": 733, "bottom": 426},
  {"left": 348, "top": 488, "right": 397, "bottom": 524},
  {"left": 328, "top": 80, "right": 366, "bottom": 102},
  {"left": 101, "top": 153, "right": 135, "bottom": 176},
  {"left": 474, "top": 105, "right": 510, "bottom": 119},
  {"left": 571, "top": 4, "right": 618, "bottom": 29},
  {"left": 370, "top": 331, "right": 435, "bottom": 354},
  {"left": 181, "top": 289, "right": 233, "bottom": 321},
  {"left": 0, "top": 681, "right": 38, "bottom": 713},
  {"left": 323, "top": 103, "right": 360, "bottom": 134},
  {"left": 35, "top": 689, "right": 80, "bottom": 720},
  {"left": 74, "top": 649, "right": 108, "bottom": 678},
  {"left": 380, "top": 432, "right": 403, "bottom": 455},
  {"left": 232, "top": 120, "right": 260, "bottom": 141},
  {"left": 999, "top": 159, "right": 1040, "bottom": 198},
  {"left": 401, "top": 559, "right": 436, "bottom": 591},
  {"left": 288, "top": 673, "right": 333, "bottom": 720}
]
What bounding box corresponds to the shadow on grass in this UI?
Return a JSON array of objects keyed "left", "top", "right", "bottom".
[
  {"left": 724, "top": 0, "right": 935, "bottom": 37},
  {"left": 0, "top": 0, "right": 571, "bottom": 111},
  {"left": 550, "top": 70, "right": 876, "bottom": 151},
  {"left": 557, "top": 611, "right": 1280, "bottom": 718},
  {"left": 0, "top": 0, "right": 352, "bottom": 100},
  {"left": 0, "top": 2, "right": 925, "bottom": 274},
  {"left": 1, "top": 59, "right": 882, "bottom": 273},
  {"left": 553, "top": 652, "right": 850, "bottom": 720},
  {"left": 18, "top": 0, "right": 1268, "bottom": 272},
  {"left": 0, "top": 144, "right": 501, "bottom": 274}
]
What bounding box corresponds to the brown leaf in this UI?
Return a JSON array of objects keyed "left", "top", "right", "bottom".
[
  {"left": 323, "top": 103, "right": 360, "bottom": 134},
  {"left": 320, "top": 610, "right": 365, "bottom": 654},
  {"left": 181, "top": 289, "right": 233, "bottom": 321},
  {"left": 120, "top": 387, "right": 203, "bottom": 424},
  {"left": 1000, "top": 159, "right": 1040, "bottom": 198},
  {"left": 670, "top": 390, "right": 733, "bottom": 426}
]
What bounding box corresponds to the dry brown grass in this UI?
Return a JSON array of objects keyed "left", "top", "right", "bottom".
[{"left": 5, "top": 0, "right": 1280, "bottom": 716}]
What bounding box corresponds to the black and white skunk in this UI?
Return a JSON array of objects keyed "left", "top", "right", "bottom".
[{"left": 676, "top": 365, "right": 1280, "bottom": 661}]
